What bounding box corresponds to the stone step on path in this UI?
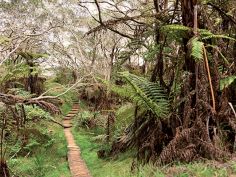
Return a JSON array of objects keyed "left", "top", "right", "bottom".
[{"left": 63, "top": 103, "right": 92, "bottom": 177}]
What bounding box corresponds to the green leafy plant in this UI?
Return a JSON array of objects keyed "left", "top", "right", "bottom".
[
  {"left": 76, "top": 110, "right": 100, "bottom": 129},
  {"left": 161, "top": 24, "right": 236, "bottom": 49},
  {"left": 161, "top": 24, "right": 191, "bottom": 38},
  {"left": 201, "top": 34, "right": 236, "bottom": 41},
  {"left": 80, "top": 111, "right": 93, "bottom": 122},
  {"left": 8, "top": 88, "right": 32, "bottom": 98},
  {"left": 115, "top": 103, "right": 135, "bottom": 131},
  {"left": 188, "top": 37, "right": 204, "bottom": 61},
  {"left": 220, "top": 76, "right": 236, "bottom": 90},
  {"left": 24, "top": 105, "right": 53, "bottom": 121},
  {"left": 0, "top": 63, "right": 30, "bottom": 84},
  {"left": 119, "top": 72, "right": 169, "bottom": 118}
]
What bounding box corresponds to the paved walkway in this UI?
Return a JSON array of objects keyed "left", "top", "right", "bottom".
[{"left": 63, "top": 103, "right": 92, "bottom": 177}]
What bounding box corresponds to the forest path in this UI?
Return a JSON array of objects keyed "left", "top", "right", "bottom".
[{"left": 63, "top": 103, "right": 92, "bottom": 177}]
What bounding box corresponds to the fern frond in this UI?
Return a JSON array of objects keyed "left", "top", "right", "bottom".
[
  {"left": 220, "top": 76, "right": 236, "bottom": 90},
  {"left": 119, "top": 72, "right": 169, "bottom": 118},
  {"left": 161, "top": 24, "right": 191, "bottom": 41},
  {"left": 161, "top": 24, "right": 191, "bottom": 33},
  {"left": 188, "top": 37, "right": 204, "bottom": 61},
  {"left": 115, "top": 103, "right": 135, "bottom": 130},
  {"left": 198, "top": 29, "right": 236, "bottom": 41},
  {"left": 199, "top": 29, "right": 213, "bottom": 37},
  {"left": 202, "top": 34, "right": 236, "bottom": 41}
]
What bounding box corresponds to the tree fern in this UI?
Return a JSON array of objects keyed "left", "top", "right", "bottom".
[
  {"left": 187, "top": 33, "right": 235, "bottom": 62},
  {"left": 160, "top": 24, "right": 235, "bottom": 63},
  {"left": 119, "top": 72, "right": 169, "bottom": 118}
]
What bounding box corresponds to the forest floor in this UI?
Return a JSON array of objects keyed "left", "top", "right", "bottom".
[{"left": 63, "top": 102, "right": 91, "bottom": 177}]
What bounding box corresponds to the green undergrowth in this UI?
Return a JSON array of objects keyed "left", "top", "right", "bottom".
[
  {"left": 8, "top": 118, "right": 70, "bottom": 177},
  {"left": 7, "top": 80, "right": 78, "bottom": 177},
  {"left": 114, "top": 103, "right": 135, "bottom": 136},
  {"left": 72, "top": 101, "right": 236, "bottom": 177}
]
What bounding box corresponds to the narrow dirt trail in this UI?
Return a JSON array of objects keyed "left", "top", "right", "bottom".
[{"left": 63, "top": 103, "right": 92, "bottom": 177}]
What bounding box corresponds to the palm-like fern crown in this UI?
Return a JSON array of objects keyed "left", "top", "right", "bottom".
[{"left": 162, "top": 24, "right": 236, "bottom": 61}]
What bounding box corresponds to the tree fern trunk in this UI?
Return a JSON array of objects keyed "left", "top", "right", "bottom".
[{"left": 179, "top": 0, "right": 197, "bottom": 127}]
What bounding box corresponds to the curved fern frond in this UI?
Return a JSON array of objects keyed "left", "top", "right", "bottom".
[{"left": 119, "top": 72, "right": 169, "bottom": 118}]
